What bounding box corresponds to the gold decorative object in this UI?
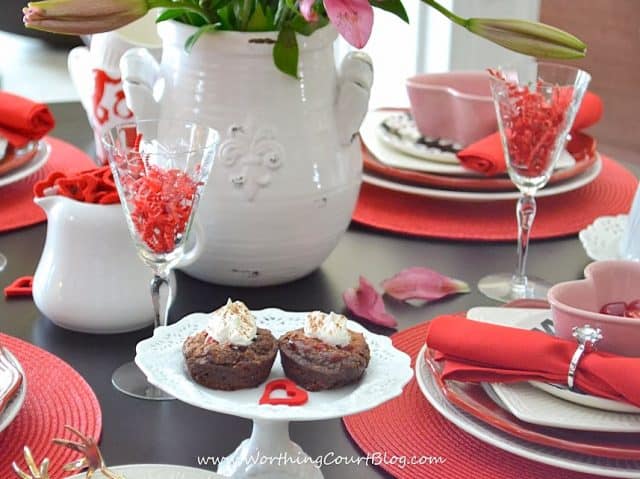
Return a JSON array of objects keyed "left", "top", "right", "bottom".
[
  {"left": 12, "top": 447, "right": 50, "bottom": 479},
  {"left": 12, "top": 425, "right": 124, "bottom": 479}
]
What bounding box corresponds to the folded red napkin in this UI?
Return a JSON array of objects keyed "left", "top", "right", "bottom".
[
  {"left": 458, "top": 91, "right": 603, "bottom": 176},
  {"left": 0, "top": 91, "right": 55, "bottom": 148},
  {"left": 33, "top": 166, "right": 119, "bottom": 204},
  {"left": 425, "top": 315, "right": 640, "bottom": 408}
]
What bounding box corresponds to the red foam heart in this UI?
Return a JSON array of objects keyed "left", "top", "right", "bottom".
[
  {"left": 4, "top": 276, "right": 33, "bottom": 298},
  {"left": 259, "top": 379, "right": 309, "bottom": 406}
]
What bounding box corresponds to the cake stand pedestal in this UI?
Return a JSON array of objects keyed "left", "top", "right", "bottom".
[
  {"left": 217, "top": 419, "right": 322, "bottom": 479},
  {"left": 135, "top": 308, "right": 413, "bottom": 479}
]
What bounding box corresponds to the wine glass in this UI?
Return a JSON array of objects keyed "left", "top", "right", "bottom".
[
  {"left": 103, "top": 119, "right": 218, "bottom": 400},
  {"left": 478, "top": 62, "right": 591, "bottom": 303}
]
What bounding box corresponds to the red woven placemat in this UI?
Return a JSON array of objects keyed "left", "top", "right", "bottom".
[
  {"left": 342, "top": 323, "right": 602, "bottom": 479},
  {"left": 0, "top": 137, "right": 96, "bottom": 233},
  {"left": 0, "top": 333, "right": 102, "bottom": 478},
  {"left": 353, "top": 156, "right": 637, "bottom": 241}
]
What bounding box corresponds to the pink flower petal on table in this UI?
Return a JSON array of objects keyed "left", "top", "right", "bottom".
[
  {"left": 299, "top": 0, "right": 319, "bottom": 21},
  {"left": 381, "top": 267, "right": 469, "bottom": 302},
  {"left": 323, "top": 0, "right": 374, "bottom": 48},
  {"left": 343, "top": 276, "right": 398, "bottom": 328}
]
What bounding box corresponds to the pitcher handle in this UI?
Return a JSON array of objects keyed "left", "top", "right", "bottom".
[
  {"left": 335, "top": 52, "right": 374, "bottom": 146},
  {"left": 177, "top": 220, "right": 205, "bottom": 268},
  {"left": 120, "top": 48, "right": 162, "bottom": 119}
]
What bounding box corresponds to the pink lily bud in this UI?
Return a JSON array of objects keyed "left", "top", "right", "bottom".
[{"left": 23, "top": 0, "right": 150, "bottom": 35}]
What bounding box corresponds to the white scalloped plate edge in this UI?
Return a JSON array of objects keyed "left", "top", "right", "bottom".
[
  {"left": 135, "top": 308, "right": 413, "bottom": 422},
  {"left": 66, "top": 464, "right": 221, "bottom": 478}
]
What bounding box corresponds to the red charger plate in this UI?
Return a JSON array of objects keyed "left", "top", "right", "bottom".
[
  {"left": 422, "top": 346, "right": 640, "bottom": 460},
  {"left": 363, "top": 132, "right": 597, "bottom": 192}
]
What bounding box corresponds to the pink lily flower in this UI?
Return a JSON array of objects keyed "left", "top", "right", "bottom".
[
  {"left": 300, "top": 0, "right": 374, "bottom": 49},
  {"left": 343, "top": 276, "right": 398, "bottom": 328}
]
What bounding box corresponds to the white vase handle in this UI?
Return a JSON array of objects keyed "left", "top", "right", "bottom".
[
  {"left": 335, "top": 51, "right": 374, "bottom": 146},
  {"left": 120, "top": 47, "right": 162, "bottom": 119},
  {"left": 177, "top": 220, "right": 205, "bottom": 268}
]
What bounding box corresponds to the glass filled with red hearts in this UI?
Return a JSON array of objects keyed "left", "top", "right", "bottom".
[
  {"left": 478, "top": 63, "right": 591, "bottom": 302},
  {"left": 103, "top": 120, "right": 218, "bottom": 400}
]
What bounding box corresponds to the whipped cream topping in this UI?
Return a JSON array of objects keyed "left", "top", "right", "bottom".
[
  {"left": 206, "top": 299, "right": 257, "bottom": 346},
  {"left": 304, "top": 311, "right": 350, "bottom": 347}
]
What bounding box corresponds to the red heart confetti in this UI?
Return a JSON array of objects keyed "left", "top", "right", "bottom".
[
  {"left": 33, "top": 166, "right": 120, "bottom": 205},
  {"left": 259, "top": 379, "right": 309, "bottom": 406},
  {"left": 4, "top": 276, "right": 33, "bottom": 298}
]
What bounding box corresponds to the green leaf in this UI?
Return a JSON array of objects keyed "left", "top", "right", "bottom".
[
  {"left": 273, "top": 27, "right": 298, "bottom": 78},
  {"left": 156, "top": 8, "right": 189, "bottom": 23},
  {"left": 247, "top": 2, "right": 271, "bottom": 31},
  {"left": 370, "top": 0, "right": 409, "bottom": 23},
  {"left": 185, "top": 23, "right": 220, "bottom": 51},
  {"left": 289, "top": 14, "right": 328, "bottom": 36}
]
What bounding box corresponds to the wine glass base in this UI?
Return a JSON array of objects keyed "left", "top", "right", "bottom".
[
  {"left": 478, "top": 273, "right": 552, "bottom": 303},
  {"left": 0, "top": 253, "right": 7, "bottom": 272},
  {"left": 112, "top": 361, "right": 174, "bottom": 401}
]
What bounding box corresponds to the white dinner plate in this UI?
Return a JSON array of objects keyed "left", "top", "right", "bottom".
[
  {"left": 529, "top": 381, "right": 640, "bottom": 414},
  {"left": 466, "top": 307, "right": 640, "bottom": 432},
  {"left": 67, "top": 464, "right": 222, "bottom": 478},
  {"left": 0, "top": 141, "right": 50, "bottom": 188},
  {"left": 363, "top": 155, "right": 602, "bottom": 202},
  {"left": 579, "top": 214, "right": 627, "bottom": 261},
  {"left": 418, "top": 308, "right": 640, "bottom": 477},
  {"left": 0, "top": 349, "right": 27, "bottom": 434}
]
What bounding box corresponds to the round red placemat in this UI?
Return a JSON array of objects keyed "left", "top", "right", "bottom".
[
  {"left": 0, "top": 333, "right": 102, "bottom": 478},
  {"left": 0, "top": 137, "right": 96, "bottom": 233},
  {"left": 342, "top": 323, "right": 601, "bottom": 479},
  {"left": 353, "top": 156, "right": 637, "bottom": 241}
]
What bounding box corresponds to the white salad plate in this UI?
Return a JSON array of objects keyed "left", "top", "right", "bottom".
[
  {"left": 0, "top": 141, "right": 50, "bottom": 188},
  {"left": 363, "top": 156, "right": 601, "bottom": 202},
  {"left": 578, "top": 214, "right": 627, "bottom": 261},
  {"left": 67, "top": 464, "right": 221, "bottom": 478},
  {"left": 418, "top": 306, "right": 640, "bottom": 478},
  {"left": 0, "top": 348, "right": 26, "bottom": 434}
]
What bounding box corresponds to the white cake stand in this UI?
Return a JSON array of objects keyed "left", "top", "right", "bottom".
[{"left": 135, "top": 308, "right": 413, "bottom": 479}]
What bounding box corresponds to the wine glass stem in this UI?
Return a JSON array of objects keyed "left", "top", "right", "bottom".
[
  {"left": 150, "top": 270, "right": 172, "bottom": 329},
  {"left": 513, "top": 192, "right": 537, "bottom": 294}
]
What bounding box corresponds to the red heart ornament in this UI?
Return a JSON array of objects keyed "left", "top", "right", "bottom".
[
  {"left": 259, "top": 379, "right": 309, "bottom": 406},
  {"left": 4, "top": 276, "right": 33, "bottom": 298}
]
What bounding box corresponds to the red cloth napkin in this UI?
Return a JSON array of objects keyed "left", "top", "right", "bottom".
[
  {"left": 425, "top": 314, "right": 640, "bottom": 408},
  {"left": 458, "top": 91, "right": 603, "bottom": 176},
  {"left": 0, "top": 91, "right": 55, "bottom": 148}
]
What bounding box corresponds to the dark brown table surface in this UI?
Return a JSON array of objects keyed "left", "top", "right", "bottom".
[{"left": 1, "top": 102, "right": 638, "bottom": 478}]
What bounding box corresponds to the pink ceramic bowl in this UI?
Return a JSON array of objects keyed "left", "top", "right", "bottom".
[
  {"left": 548, "top": 260, "right": 640, "bottom": 357},
  {"left": 406, "top": 71, "right": 496, "bottom": 146}
]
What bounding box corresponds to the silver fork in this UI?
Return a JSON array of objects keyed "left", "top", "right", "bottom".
[{"left": 0, "top": 135, "right": 8, "bottom": 160}]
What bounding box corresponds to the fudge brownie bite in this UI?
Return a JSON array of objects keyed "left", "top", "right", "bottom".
[
  {"left": 183, "top": 299, "right": 277, "bottom": 390},
  {"left": 278, "top": 311, "right": 370, "bottom": 391}
]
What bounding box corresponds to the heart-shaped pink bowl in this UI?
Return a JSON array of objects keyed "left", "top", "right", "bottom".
[
  {"left": 548, "top": 260, "right": 640, "bottom": 357},
  {"left": 406, "top": 71, "right": 496, "bottom": 146}
]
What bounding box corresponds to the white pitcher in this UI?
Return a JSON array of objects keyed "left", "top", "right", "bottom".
[
  {"left": 120, "top": 22, "right": 373, "bottom": 286},
  {"left": 32, "top": 196, "right": 155, "bottom": 333}
]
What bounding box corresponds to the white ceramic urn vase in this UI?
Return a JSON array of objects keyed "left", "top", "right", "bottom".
[{"left": 120, "top": 22, "right": 372, "bottom": 286}]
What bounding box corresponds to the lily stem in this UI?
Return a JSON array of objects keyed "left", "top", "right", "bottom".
[{"left": 419, "top": 0, "right": 468, "bottom": 28}]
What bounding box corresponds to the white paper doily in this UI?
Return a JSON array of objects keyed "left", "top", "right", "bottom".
[{"left": 578, "top": 214, "right": 627, "bottom": 261}]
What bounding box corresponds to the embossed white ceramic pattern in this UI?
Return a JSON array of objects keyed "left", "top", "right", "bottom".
[
  {"left": 67, "top": 464, "right": 221, "bottom": 478},
  {"left": 419, "top": 319, "right": 640, "bottom": 477},
  {"left": 32, "top": 197, "right": 156, "bottom": 334},
  {"left": 135, "top": 307, "right": 412, "bottom": 479},
  {"left": 0, "top": 350, "right": 26, "bottom": 434},
  {"left": 579, "top": 214, "right": 627, "bottom": 261},
  {"left": 120, "top": 23, "right": 372, "bottom": 286}
]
